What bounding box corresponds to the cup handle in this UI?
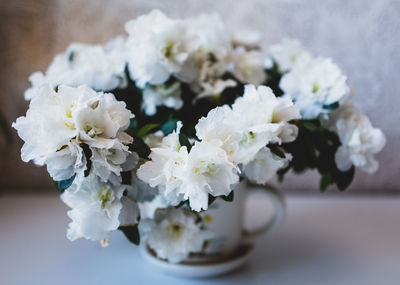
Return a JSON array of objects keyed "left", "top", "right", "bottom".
[{"left": 242, "top": 180, "right": 285, "bottom": 240}]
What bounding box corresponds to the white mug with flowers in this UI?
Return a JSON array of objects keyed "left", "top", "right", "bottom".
[
  {"left": 139, "top": 179, "right": 285, "bottom": 264},
  {"left": 12, "top": 10, "right": 385, "bottom": 274}
]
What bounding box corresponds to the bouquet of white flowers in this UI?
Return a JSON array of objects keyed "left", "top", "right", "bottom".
[{"left": 13, "top": 10, "right": 385, "bottom": 263}]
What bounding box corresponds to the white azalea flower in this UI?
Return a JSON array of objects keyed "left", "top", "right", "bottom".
[
  {"left": 268, "top": 39, "right": 311, "bottom": 72},
  {"left": 142, "top": 82, "right": 183, "bottom": 116},
  {"left": 13, "top": 84, "right": 134, "bottom": 181},
  {"left": 137, "top": 122, "right": 187, "bottom": 206},
  {"left": 196, "top": 59, "right": 236, "bottom": 99},
  {"left": 185, "top": 48, "right": 235, "bottom": 99},
  {"left": 138, "top": 123, "right": 239, "bottom": 211},
  {"left": 230, "top": 47, "right": 266, "bottom": 85},
  {"left": 329, "top": 103, "right": 386, "bottom": 173},
  {"left": 125, "top": 10, "right": 189, "bottom": 88},
  {"left": 231, "top": 85, "right": 300, "bottom": 164},
  {"left": 125, "top": 10, "right": 235, "bottom": 97},
  {"left": 62, "top": 175, "right": 139, "bottom": 241},
  {"left": 195, "top": 85, "right": 300, "bottom": 165},
  {"left": 178, "top": 141, "right": 239, "bottom": 211},
  {"left": 195, "top": 105, "right": 240, "bottom": 160},
  {"left": 184, "top": 13, "right": 231, "bottom": 61},
  {"left": 244, "top": 147, "right": 292, "bottom": 184},
  {"left": 280, "top": 57, "right": 350, "bottom": 119},
  {"left": 44, "top": 140, "right": 85, "bottom": 181},
  {"left": 24, "top": 38, "right": 127, "bottom": 100},
  {"left": 181, "top": 13, "right": 235, "bottom": 98},
  {"left": 140, "top": 208, "right": 212, "bottom": 263},
  {"left": 91, "top": 146, "right": 138, "bottom": 184}
]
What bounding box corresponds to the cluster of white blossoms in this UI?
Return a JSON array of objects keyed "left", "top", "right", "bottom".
[
  {"left": 269, "top": 39, "right": 385, "bottom": 173},
  {"left": 13, "top": 84, "right": 139, "bottom": 242},
  {"left": 13, "top": 84, "right": 134, "bottom": 183},
  {"left": 62, "top": 175, "right": 139, "bottom": 241},
  {"left": 140, "top": 207, "right": 212, "bottom": 263},
  {"left": 24, "top": 10, "right": 267, "bottom": 116},
  {"left": 326, "top": 103, "right": 386, "bottom": 173},
  {"left": 269, "top": 39, "right": 349, "bottom": 120},
  {"left": 137, "top": 122, "right": 239, "bottom": 211},
  {"left": 25, "top": 37, "right": 128, "bottom": 100},
  {"left": 138, "top": 85, "right": 300, "bottom": 211},
  {"left": 125, "top": 10, "right": 266, "bottom": 113}
]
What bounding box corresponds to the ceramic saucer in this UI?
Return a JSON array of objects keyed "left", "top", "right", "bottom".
[{"left": 140, "top": 243, "right": 254, "bottom": 278}]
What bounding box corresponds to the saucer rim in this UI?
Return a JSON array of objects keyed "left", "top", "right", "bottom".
[{"left": 140, "top": 243, "right": 254, "bottom": 278}]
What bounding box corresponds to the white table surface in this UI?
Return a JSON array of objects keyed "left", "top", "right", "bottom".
[{"left": 1, "top": 193, "right": 400, "bottom": 285}]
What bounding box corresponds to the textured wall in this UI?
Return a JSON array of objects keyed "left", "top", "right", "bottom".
[{"left": 1, "top": 0, "right": 399, "bottom": 193}]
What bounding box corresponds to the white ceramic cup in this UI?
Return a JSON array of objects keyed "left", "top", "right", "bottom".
[{"left": 199, "top": 179, "right": 285, "bottom": 258}]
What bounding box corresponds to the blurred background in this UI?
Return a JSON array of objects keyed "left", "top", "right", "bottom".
[{"left": 1, "top": 0, "right": 399, "bottom": 194}]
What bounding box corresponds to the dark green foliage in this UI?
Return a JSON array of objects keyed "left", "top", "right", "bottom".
[
  {"left": 174, "top": 200, "right": 189, "bottom": 209},
  {"left": 137, "top": 124, "right": 160, "bottom": 138},
  {"left": 121, "top": 171, "right": 132, "bottom": 185},
  {"left": 129, "top": 136, "right": 151, "bottom": 159},
  {"left": 320, "top": 172, "right": 332, "bottom": 192},
  {"left": 81, "top": 143, "right": 92, "bottom": 177},
  {"left": 323, "top": 102, "right": 340, "bottom": 111},
  {"left": 269, "top": 144, "right": 286, "bottom": 159},
  {"left": 207, "top": 195, "right": 217, "bottom": 207},
  {"left": 68, "top": 51, "right": 75, "bottom": 62},
  {"left": 280, "top": 119, "right": 355, "bottom": 191},
  {"left": 264, "top": 63, "right": 284, "bottom": 97},
  {"left": 127, "top": 118, "right": 138, "bottom": 136},
  {"left": 118, "top": 224, "right": 140, "bottom": 245},
  {"left": 220, "top": 191, "right": 234, "bottom": 202},
  {"left": 161, "top": 115, "right": 178, "bottom": 135},
  {"left": 174, "top": 192, "right": 234, "bottom": 210},
  {"left": 53, "top": 175, "right": 76, "bottom": 193},
  {"left": 179, "top": 132, "right": 192, "bottom": 151},
  {"left": 334, "top": 166, "right": 355, "bottom": 191}
]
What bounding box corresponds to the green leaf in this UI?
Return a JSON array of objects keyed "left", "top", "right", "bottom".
[
  {"left": 81, "top": 144, "right": 92, "bottom": 177},
  {"left": 130, "top": 136, "right": 151, "bottom": 159},
  {"left": 161, "top": 117, "right": 178, "bottom": 135},
  {"left": 320, "top": 172, "right": 332, "bottom": 192},
  {"left": 121, "top": 171, "right": 132, "bottom": 185},
  {"left": 68, "top": 51, "right": 75, "bottom": 62},
  {"left": 301, "top": 120, "right": 320, "bottom": 131},
  {"left": 126, "top": 118, "right": 138, "bottom": 136},
  {"left": 174, "top": 200, "right": 189, "bottom": 209},
  {"left": 53, "top": 175, "right": 76, "bottom": 193},
  {"left": 334, "top": 166, "right": 355, "bottom": 191},
  {"left": 208, "top": 195, "right": 217, "bottom": 206},
  {"left": 179, "top": 133, "right": 192, "bottom": 151},
  {"left": 137, "top": 124, "right": 159, "bottom": 138},
  {"left": 118, "top": 224, "right": 140, "bottom": 245},
  {"left": 221, "top": 191, "right": 234, "bottom": 202},
  {"left": 269, "top": 144, "right": 286, "bottom": 158},
  {"left": 323, "top": 102, "right": 339, "bottom": 111}
]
